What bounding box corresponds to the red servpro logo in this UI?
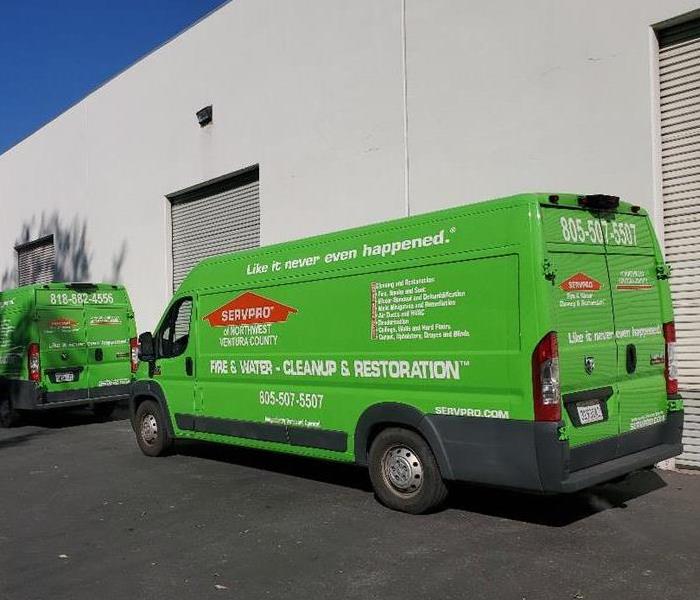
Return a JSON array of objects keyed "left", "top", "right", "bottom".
[
  {"left": 560, "top": 273, "right": 602, "bottom": 292},
  {"left": 48, "top": 317, "right": 78, "bottom": 330},
  {"left": 203, "top": 292, "right": 297, "bottom": 327}
]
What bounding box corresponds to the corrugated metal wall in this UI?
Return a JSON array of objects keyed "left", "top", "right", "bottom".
[
  {"left": 16, "top": 235, "right": 55, "bottom": 286},
  {"left": 170, "top": 170, "right": 260, "bottom": 291},
  {"left": 659, "top": 18, "right": 700, "bottom": 468}
]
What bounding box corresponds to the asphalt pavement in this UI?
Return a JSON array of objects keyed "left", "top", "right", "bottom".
[{"left": 1, "top": 406, "right": 698, "bottom": 600}]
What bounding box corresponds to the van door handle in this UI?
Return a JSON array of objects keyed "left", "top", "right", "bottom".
[
  {"left": 95, "top": 348, "right": 103, "bottom": 362},
  {"left": 185, "top": 357, "right": 193, "bottom": 377},
  {"left": 626, "top": 344, "right": 637, "bottom": 374}
]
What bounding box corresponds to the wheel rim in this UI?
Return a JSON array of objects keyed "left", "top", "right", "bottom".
[
  {"left": 381, "top": 445, "right": 423, "bottom": 495},
  {"left": 141, "top": 413, "right": 159, "bottom": 445}
]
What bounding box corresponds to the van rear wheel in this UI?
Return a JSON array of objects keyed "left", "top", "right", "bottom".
[
  {"left": 0, "top": 398, "right": 21, "bottom": 428},
  {"left": 134, "top": 400, "right": 172, "bottom": 457},
  {"left": 368, "top": 427, "right": 448, "bottom": 514}
]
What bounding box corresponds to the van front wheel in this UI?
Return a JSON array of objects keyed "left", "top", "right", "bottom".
[
  {"left": 134, "top": 400, "right": 172, "bottom": 457},
  {"left": 368, "top": 428, "right": 448, "bottom": 514}
]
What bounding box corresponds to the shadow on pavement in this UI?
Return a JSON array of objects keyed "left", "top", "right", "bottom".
[
  {"left": 447, "top": 469, "right": 667, "bottom": 526},
  {"left": 176, "top": 438, "right": 667, "bottom": 526},
  {"left": 16, "top": 402, "right": 130, "bottom": 430},
  {"left": 177, "top": 439, "right": 374, "bottom": 493},
  {"left": 0, "top": 430, "right": 46, "bottom": 450}
]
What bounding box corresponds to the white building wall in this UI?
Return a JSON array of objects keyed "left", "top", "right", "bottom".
[
  {"left": 406, "top": 0, "right": 698, "bottom": 217},
  {"left": 1, "top": 0, "right": 698, "bottom": 330}
]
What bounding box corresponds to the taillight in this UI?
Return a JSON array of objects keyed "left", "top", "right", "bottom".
[
  {"left": 663, "top": 322, "right": 678, "bottom": 395},
  {"left": 532, "top": 332, "right": 561, "bottom": 421},
  {"left": 130, "top": 337, "right": 139, "bottom": 373},
  {"left": 28, "top": 343, "right": 41, "bottom": 382}
]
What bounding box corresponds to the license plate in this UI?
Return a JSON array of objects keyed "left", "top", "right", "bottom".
[
  {"left": 55, "top": 372, "right": 75, "bottom": 383},
  {"left": 577, "top": 402, "right": 604, "bottom": 425}
]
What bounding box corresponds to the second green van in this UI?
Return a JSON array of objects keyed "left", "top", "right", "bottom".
[
  {"left": 130, "top": 193, "right": 683, "bottom": 513},
  {"left": 0, "top": 283, "right": 138, "bottom": 426}
]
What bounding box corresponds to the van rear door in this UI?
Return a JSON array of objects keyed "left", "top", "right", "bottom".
[
  {"left": 36, "top": 292, "right": 88, "bottom": 393},
  {"left": 541, "top": 202, "right": 668, "bottom": 450},
  {"left": 542, "top": 211, "right": 620, "bottom": 447},
  {"left": 84, "top": 291, "right": 133, "bottom": 392},
  {"left": 602, "top": 214, "right": 667, "bottom": 436}
]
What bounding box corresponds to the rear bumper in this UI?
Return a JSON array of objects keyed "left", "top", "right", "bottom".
[
  {"left": 423, "top": 410, "right": 683, "bottom": 493},
  {"left": 6, "top": 380, "right": 130, "bottom": 410},
  {"left": 537, "top": 411, "right": 683, "bottom": 493}
]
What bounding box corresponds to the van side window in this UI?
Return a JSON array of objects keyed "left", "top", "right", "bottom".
[{"left": 157, "top": 298, "right": 192, "bottom": 359}]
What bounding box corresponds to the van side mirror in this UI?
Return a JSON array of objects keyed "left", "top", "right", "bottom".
[{"left": 138, "top": 332, "right": 156, "bottom": 362}]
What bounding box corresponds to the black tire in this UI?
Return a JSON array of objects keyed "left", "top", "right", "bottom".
[
  {"left": 134, "top": 399, "right": 172, "bottom": 457},
  {"left": 368, "top": 427, "right": 448, "bottom": 514},
  {"left": 92, "top": 401, "right": 117, "bottom": 421},
  {"left": 0, "top": 397, "right": 21, "bottom": 428}
]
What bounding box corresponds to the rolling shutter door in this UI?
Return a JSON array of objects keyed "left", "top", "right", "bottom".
[
  {"left": 659, "top": 19, "right": 700, "bottom": 468},
  {"left": 171, "top": 174, "right": 260, "bottom": 291},
  {"left": 16, "top": 235, "right": 55, "bottom": 286}
]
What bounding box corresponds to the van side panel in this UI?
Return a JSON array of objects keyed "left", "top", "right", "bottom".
[
  {"left": 0, "top": 289, "right": 34, "bottom": 380},
  {"left": 189, "top": 254, "right": 521, "bottom": 459},
  {"left": 166, "top": 205, "right": 533, "bottom": 462}
]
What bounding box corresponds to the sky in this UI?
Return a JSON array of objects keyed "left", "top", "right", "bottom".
[{"left": 0, "top": 0, "right": 228, "bottom": 154}]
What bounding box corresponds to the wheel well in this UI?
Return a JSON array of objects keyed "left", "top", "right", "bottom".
[
  {"left": 365, "top": 422, "right": 423, "bottom": 456},
  {"left": 131, "top": 394, "right": 153, "bottom": 413},
  {"left": 354, "top": 403, "right": 454, "bottom": 479},
  {"left": 130, "top": 381, "right": 175, "bottom": 436}
]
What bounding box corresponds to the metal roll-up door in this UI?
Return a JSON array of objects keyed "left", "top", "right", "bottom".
[
  {"left": 170, "top": 170, "right": 260, "bottom": 291},
  {"left": 16, "top": 235, "right": 55, "bottom": 286},
  {"left": 659, "top": 19, "right": 700, "bottom": 468}
]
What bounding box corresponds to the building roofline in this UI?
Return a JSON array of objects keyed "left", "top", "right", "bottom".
[{"left": 0, "top": 0, "right": 233, "bottom": 158}]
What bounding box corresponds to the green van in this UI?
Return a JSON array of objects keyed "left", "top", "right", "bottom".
[
  {"left": 0, "top": 283, "right": 138, "bottom": 426},
  {"left": 131, "top": 193, "right": 683, "bottom": 513}
]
